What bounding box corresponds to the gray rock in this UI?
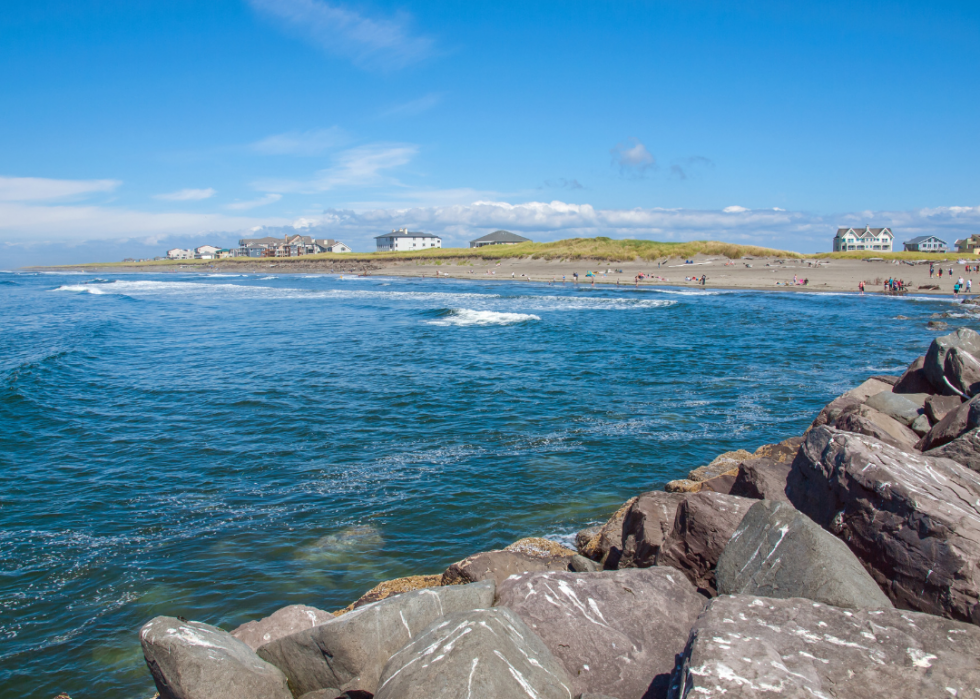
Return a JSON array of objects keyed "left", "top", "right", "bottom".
[
  {"left": 928, "top": 319, "right": 950, "bottom": 330},
  {"left": 618, "top": 491, "right": 688, "bottom": 569},
  {"left": 945, "top": 346, "right": 980, "bottom": 397},
  {"left": 374, "top": 608, "right": 573, "bottom": 699},
  {"left": 298, "top": 691, "right": 342, "bottom": 699},
  {"left": 232, "top": 604, "right": 333, "bottom": 652},
  {"left": 834, "top": 403, "right": 919, "bottom": 449},
  {"left": 924, "top": 326, "right": 980, "bottom": 393},
  {"left": 568, "top": 554, "right": 601, "bottom": 572},
  {"left": 655, "top": 491, "right": 756, "bottom": 595},
  {"left": 578, "top": 498, "right": 636, "bottom": 568},
  {"left": 670, "top": 595, "right": 980, "bottom": 699},
  {"left": 575, "top": 526, "right": 601, "bottom": 553},
  {"left": 258, "top": 580, "right": 495, "bottom": 695},
  {"left": 786, "top": 426, "right": 980, "bottom": 624},
  {"left": 925, "top": 393, "right": 963, "bottom": 423},
  {"left": 140, "top": 616, "right": 292, "bottom": 699},
  {"left": 863, "top": 390, "right": 925, "bottom": 426},
  {"left": 893, "top": 355, "right": 936, "bottom": 394},
  {"left": 729, "top": 457, "right": 791, "bottom": 502},
  {"left": 497, "top": 568, "right": 705, "bottom": 699},
  {"left": 716, "top": 499, "right": 892, "bottom": 609},
  {"left": 909, "top": 413, "right": 931, "bottom": 436},
  {"left": 927, "top": 426, "right": 980, "bottom": 473},
  {"left": 916, "top": 394, "right": 980, "bottom": 450},
  {"left": 441, "top": 549, "right": 571, "bottom": 587},
  {"left": 809, "top": 378, "right": 893, "bottom": 429}
]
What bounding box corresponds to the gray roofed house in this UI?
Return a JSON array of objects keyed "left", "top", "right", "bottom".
[
  {"left": 375, "top": 228, "right": 442, "bottom": 252},
  {"left": 903, "top": 235, "right": 947, "bottom": 252},
  {"left": 469, "top": 230, "right": 532, "bottom": 248},
  {"left": 832, "top": 226, "right": 893, "bottom": 252}
]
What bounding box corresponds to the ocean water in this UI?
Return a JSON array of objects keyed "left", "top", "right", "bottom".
[{"left": 0, "top": 271, "right": 968, "bottom": 698}]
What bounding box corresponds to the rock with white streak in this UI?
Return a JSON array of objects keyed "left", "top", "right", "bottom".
[
  {"left": 257, "top": 580, "right": 495, "bottom": 696},
  {"left": 716, "top": 499, "right": 892, "bottom": 609},
  {"left": 232, "top": 605, "right": 333, "bottom": 652},
  {"left": 497, "top": 568, "right": 705, "bottom": 699},
  {"left": 786, "top": 426, "right": 980, "bottom": 624},
  {"left": 374, "top": 608, "right": 573, "bottom": 699},
  {"left": 669, "top": 595, "right": 980, "bottom": 699},
  {"left": 140, "top": 616, "right": 293, "bottom": 699},
  {"left": 924, "top": 327, "right": 980, "bottom": 394}
]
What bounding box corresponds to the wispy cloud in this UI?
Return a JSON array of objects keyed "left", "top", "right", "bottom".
[
  {"left": 154, "top": 188, "right": 217, "bottom": 201},
  {"left": 380, "top": 93, "right": 443, "bottom": 118},
  {"left": 255, "top": 143, "right": 418, "bottom": 193},
  {"left": 544, "top": 178, "right": 585, "bottom": 191},
  {"left": 247, "top": 0, "right": 435, "bottom": 70},
  {"left": 226, "top": 193, "right": 283, "bottom": 210},
  {"left": 250, "top": 127, "right": 347, "bottom": 156},
  {"left": 611, "top": 138, "right": 656, "bottom": 176},
  {"left": 0, "top": 176, "right": 120, "bottom": 202},
  {"left": 670, "top": 156, "right": 714, "bottom": 180}
]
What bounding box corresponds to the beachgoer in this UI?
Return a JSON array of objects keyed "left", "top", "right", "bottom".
[
  {"left": 969, "top": 279, "right": 973, "bottom": 292},
  {"left": 859, "top": 281, "right": 864, "bottom": 294},
  {"left": 939, "top": 268, "right": 943, "bottom": 278}
]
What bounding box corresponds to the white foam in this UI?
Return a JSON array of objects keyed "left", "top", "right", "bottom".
[
  {"left": 425, "top": 309, "right": 540, "bottom": 327},
  {"left": 53, "top": 285, "right": 105, "bottom": 294}
]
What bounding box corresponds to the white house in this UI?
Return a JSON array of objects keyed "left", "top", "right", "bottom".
[
  {"left": 832, "top": 226, "right": 894, "bottom": 252},
  {"left": 324, "top": 240, "right": 352, "bottom": 253},
  {"left": 195, "top": 244, "right": 221, "bottom": 259},
  {"left": 167, "top": 248, "right": 194, "bottom": 260},
  {"left": 903, "top": 235, "right": 947, "bottom": 253},
  {"left": 375, "top": 229, "right": 442, "bottom": 252},
  {"left": 470, "top": 230, "right": 531, "bottom": 248}
]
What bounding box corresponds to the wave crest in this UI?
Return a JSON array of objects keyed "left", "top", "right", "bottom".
[{"left": 425, "top": 309, "right": 540, "bottom": 327}]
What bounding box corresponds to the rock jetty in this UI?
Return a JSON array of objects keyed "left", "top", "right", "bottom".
[{"left": 137, "top": 328, "right": 980, "bottom": 699}]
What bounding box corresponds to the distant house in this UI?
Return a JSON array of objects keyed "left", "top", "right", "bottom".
[
  {"left": 324, "top": 240, "right": 352, "bottom": 253},
  {"left": 167, "top": 248, "right": 194, "bottom": 260},
  {"left": 903, "top": 235, "right": 948, "bottom": 253},
  {"left": 956, "top": 235, "right": 980, "bottom": 253},
  {"left": 195, "top": 245, "right": 221, "bottom": 259},
  {"left": 238, "top": 235, "right": 349, "bottom": 257},
  {"left": 375, "top": 228, "right": 442, "bottom": 252},
  {"left": 469, "top": 230, "right": 531, "bottom": 248},
  {"left": 832, "top": 226, "right": 894, "bottom": 252}
]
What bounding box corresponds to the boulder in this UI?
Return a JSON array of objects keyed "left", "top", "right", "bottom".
[
  {"left": 298, "top": 691, "right": 343, "bottom": 699},
  {"left": 927, "top": 426, "right": 980, "bottom": 473},
  {"left": 442, "top": 550, "right": 571, "bottom": 587},
  {"left": 619, "top": 491, "right": 688, "bottom": 569},
  {"left": 666, "top": 472, "right": 737, "bottom": 495},
  {"left": 497, "top": 568, "right": 705, "bottom": 699},
  {"left": 786, "top": 426, "right": 980, "bottom": 624},
  {"left": 505, "top": 536, "right": 576, "bottom": 559},
  {"left": 863, "top": 390, "right": 926, "bottom": 426},
  {"left": 232, "top": 605, "right": 334, "bottom": 652},
  {"left": 728, "top": 457, "right": 791, "bottom": 502},
  {"left": 140, "top": 616, "right": 293, "bottom": 699},
  {"left": 374, "top": 608, "right": 573, "bottom": 699},
  {"left": 568, "top": 554, "right": 601, "bottom": 572},
  {"left": 751, "top": 436, "right": 803, "bottom": 463},
  {"left": 909, "top": 413, "right": 931, "bottom": 436},
  {"left": 655, "top": 491, "right": 756, "bottom": 595},
  {"left": 945, "top": 346, "right": 980, "bottom": 397},
  {"left": 923, "top": 327, "right": 980, "bottom": 393},
  {"left": 577, "top": 498, "right": 636, "bottom": 568},
  {"left": 671, "top": 595, "right": 980, "bottom": 699},
  {"left": 257, "top": 580, "right": 495, "bottom": 695},
  {"left": 916, "top": 394, "right": 979, "bottom": 451},
  {"left": 716, "top": 499, "right": 892, "bottom": 609},
  {"left": 686, "top": 449, "right": 752, "bottom": 482},
  {"left": 925, "top": 393, "right": 963, "bottom": 423},
  {"left": 833, "top": 403, "right": 919, "bottom": 449},
  {"left": 575, "top": 526, "right": 601, "bottom": 553},
  {"left": 893, "top": 355, "right": 936, "bottom": 394},
  {"left": 348, "top": 574, "right": 441, "bottom": 610},
  {"left": 664, "top": 478, "right": 701, "bottom": 493}
]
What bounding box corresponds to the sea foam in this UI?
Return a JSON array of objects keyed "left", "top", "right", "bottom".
[{"left": 425, "top": 309, "right": 540, "bottom": 327}]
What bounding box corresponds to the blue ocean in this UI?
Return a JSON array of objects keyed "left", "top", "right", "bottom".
[{"left": 0, "top": 271, "right": 964, "bottom": 698}]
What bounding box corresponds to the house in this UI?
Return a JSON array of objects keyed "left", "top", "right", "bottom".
[
  {"left": 956, "top": 235, "right": 980, "bottom": 253},
  {"left": 238, "top": 235, "right": 350, "bottom": 257},
  {"left": 903, "top": 235, "right": 948, "bottom": 253},
  {"left": 239, "top": 236, "right": 281, "bottom": 257},
  {"left": 832, "top": 226, "right": 894, "bottom": 252},
  {"left": 166, "top": 248, "right": 195, "bottom": 260},
  {"left": 323, "top": 240, "right": 351, "bottom": 253},
  {"left": 469, "top": 230, "right": 531, "bottom": 248},
  {"left": 195, "top": 244, "right": 221, "bottom": 259},
  {"left": 374, "top": 228, "right": 442, "bottom": 252}
]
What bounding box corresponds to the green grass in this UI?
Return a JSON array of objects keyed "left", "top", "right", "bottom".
[{"left": 811, "top": 250, "right": 974, "bottom": 261}]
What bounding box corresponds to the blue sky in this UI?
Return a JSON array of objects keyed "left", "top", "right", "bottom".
[{"left": 1, "top": 0, "right": 978, "bottom": 264}]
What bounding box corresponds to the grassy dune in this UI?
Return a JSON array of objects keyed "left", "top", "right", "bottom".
[
  {"left": 69, "top": 237, "right": 804, "bottom": 267},
  {"left": 813, "top": 250, "right": 974, "bottom": 261}
]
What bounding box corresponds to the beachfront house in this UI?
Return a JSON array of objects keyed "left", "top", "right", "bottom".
[
  {"left": 956, "top": 235, "right": 980, "bottom": 253},
  {"left": 166, "top": 248, "right": 194, "bottom": 260},
  {"left": 903, "top": 235, "right": 948, "bottom": 253},
  {"left": 237, "top": 235, "right": 349, "bottom": 257},
  {"left": 322, "top": 240, "right": 352, "bottom": 253},
  {"left": 195, "top": 245, "right": 221, "bottom": 259},
  {"left": 469, "top": 230, "right": 531, "bottom": 248},
  {"left": 832, "top": 226, "right": 894, "bottom": 252},
  {"left": 375, "top": 229, "right": 442, "bottom": 252}
]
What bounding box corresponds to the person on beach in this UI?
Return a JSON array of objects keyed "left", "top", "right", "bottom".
[
  {"left": 700, "top": 274, "right": 706, "bottom": 286},
  {"left": 954, "top": 282, "right": 960, "bottom": 298},
  {"left": 930, "top": 264, "right": 935, "bottom": 277},
  {"left": 939, "top": 268, "right": 943, "bottom": 278},
  {"left": 859, "top": 281, "right": 865, "bottom": 294},
  {"left": 968, "top": 279, "right": 973, "bottom": 293}
]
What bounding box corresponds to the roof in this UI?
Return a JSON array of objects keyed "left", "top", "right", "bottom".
[
  {"left": 239, "top": 236, "right": 282, "bottom": 246},
  {"left": 905, "top": 235, "right": 946, "bottom": 245},
  {"left": 374, "top": 230, "right": 441, "bottom": 239},
  {"left": 836, "top": 226, "right": 893, "bottom": 238},
  {"left": 470, "top": 230, "right": 531, "bottom": 244}
]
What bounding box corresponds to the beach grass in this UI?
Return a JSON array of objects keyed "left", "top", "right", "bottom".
[{"left": 812, "top": 250, "right": 977, "bottom": 261}]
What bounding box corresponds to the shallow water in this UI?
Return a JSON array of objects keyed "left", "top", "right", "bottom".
[{"left": 0, "top": 271, "right": 969, "bottom": 698}]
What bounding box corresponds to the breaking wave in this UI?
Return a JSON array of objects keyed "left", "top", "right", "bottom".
[{"left": 425, "top": 309, "right": 541, "bottom": 327}]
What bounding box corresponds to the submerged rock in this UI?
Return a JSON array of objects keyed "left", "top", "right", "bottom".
[
  {"left": 671, "top": 595, "right": 980, "bottom": 699},
  {"left": 140, "top": 617, "right": 292, "bottom": 699},
  {"left": 258, "top": 580, "right": 495, "bottom": 695},
  {"left": 716, "top": 499, "right": 892, "bottom": 609},
  {"left": 497, "top": 568, "right": 705, "bottom": 699},
  {"left": 619, "top": 491, "right": 688, "bottom": 569},
  {"left": 232, "top": 604, "right": 334, "bottom": 651},
  {"left": 787, "top": 426, "right": 980, "bottom": 624},
  {"left": 374, "top": 608, "right": 573, "bottom": 699},
  {"left": 655, "top": 491, "right": 756, "bottom": 595}
]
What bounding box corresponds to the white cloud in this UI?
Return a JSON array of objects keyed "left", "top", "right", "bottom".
[
  {"left": 722, "top": 205, "right": 749, "bottom": 213},
  {"left": 250, "top": 127, "right": 347, "bottom": 156},
  {"left": 380, "top": 93, "right": 443, "bottom": 118},
  {"left": 247, "top": 0, "right": 434, "bottom": 70},
  {"left": 255, "top": 143, "right": 418, "bottom": 193},
  {"left": 226, "top": 193, "right": 283, "bottom": 210},
  {"left": 0, "top": 176, "right": 120, "bottom": 202},
  {"left": 611, "top": 138, "right": 656, "bottom": 175},
  {"left": 154, "top": 188, "right": 217, "bottom": 201}
]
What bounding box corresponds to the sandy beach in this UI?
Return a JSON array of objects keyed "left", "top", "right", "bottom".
[{"left": 65, "top": 254, "right": 978, "bottom": 296}]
